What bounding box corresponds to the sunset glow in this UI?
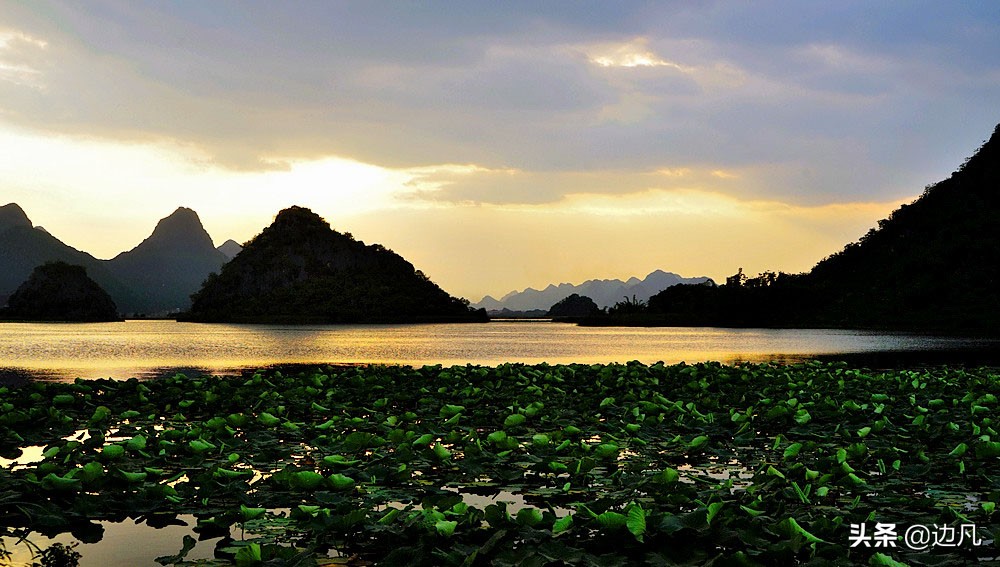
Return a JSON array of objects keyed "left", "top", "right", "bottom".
[{"left": 1, "top": 2, "right": 997, "bottom": 302}]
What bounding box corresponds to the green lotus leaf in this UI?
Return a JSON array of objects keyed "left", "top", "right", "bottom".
[
  {"left": 101, "top": 444, "right": 125, "bottom": 460},
  {"left": 504, "top": 414, "right": 526, "bottom": 428},
  {"left": 432, "top": 443, "right": 452, "bottom": 461},
  {"left": 120, "top": 470, "right": 148, "bottom": 483},
  {"left": 126, "top": 435, "right": 147, "bottom": 451},
  {"left": 188, "top": 439, "right": 216, "bottom": 454},
  {"left": 257, "top": 412, "right": 281, "bottom": 427},
  {"left": 593, "top": 443, "right": 619, "bottom": 459},
  {"left": 435, "top": 520, "right": 458, "bottom": 537},
  {"left": 328, "top": 473, "right": 355, "bottom": 490}
]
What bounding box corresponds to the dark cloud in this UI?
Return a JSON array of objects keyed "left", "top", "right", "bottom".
[{"left": 1, "top": 0, "right": 998, "bottom": 202}]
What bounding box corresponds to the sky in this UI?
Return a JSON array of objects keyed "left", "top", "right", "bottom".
[{"left": 2, "top": 1, "right": 998, "bottom": 302}]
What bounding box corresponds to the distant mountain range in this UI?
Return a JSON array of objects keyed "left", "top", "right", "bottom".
[
  {"left": 0, "top": 204, "right": 233, "bottom": 316},
  {"left": 474, "top": 270, "right": 712, "bottom": 312}
]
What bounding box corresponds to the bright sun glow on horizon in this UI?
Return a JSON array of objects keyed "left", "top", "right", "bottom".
[{"left": 1, "top": 123, "right": 909, "bottom": 300}]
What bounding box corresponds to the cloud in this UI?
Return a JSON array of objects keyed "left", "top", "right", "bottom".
[
  {"left": 0, "top": 2, "right": 996, "bottom": 207},
  {"left": 0, "top": 29, "right": 48, "bottom": 89},
  {"left": 398, "top": 163, "right": 759, "bottom": 205}
]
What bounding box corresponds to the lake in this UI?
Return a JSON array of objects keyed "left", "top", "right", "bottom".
[{"left": 1, "top": 320, "right": 997, "bottom": 381}]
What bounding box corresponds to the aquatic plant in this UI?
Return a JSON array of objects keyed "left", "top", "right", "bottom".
[{"left": 1, "top": 362, "right": 997, "bottom": 564}]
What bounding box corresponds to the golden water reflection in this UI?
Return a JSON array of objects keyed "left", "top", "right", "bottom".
[{"left": 0, "top": 320, "right": 994, "bottom": 381}]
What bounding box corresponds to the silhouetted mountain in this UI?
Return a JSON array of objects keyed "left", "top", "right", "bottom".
[
  {"left": 2, "top": 261, "right": 119, "bottom": 322},
  {"left": 107, "top": 207, "right": 228, "bottom": 315},
  {"left": 0, "top": 211, "right": 135, "bottom": 310},
  {"left": 476, "top": 295, "right": 505, "bottom": 311},
  {"left": 474, "top": 270, "right": 711, "bottom": 311},
  {"left": 547, "top": 294, "right": 600, "bottom": 318},
  {"left": 0, "top": 203, "right": 32, "bottom": 230},
  {"left": 800, "top": 123, "right": 1000, "bottom": 331},
  {"left": 626, "top": 123, "right": 1000, "bottom": 334},
  {"left": 217, "top": 239, "right": 243, "bottom": 260},
  {"left": 182, "top": 206, "right": 487, "bottom": 323}
]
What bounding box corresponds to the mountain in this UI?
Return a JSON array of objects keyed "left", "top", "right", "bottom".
[
  {"left": 182, "top": 206, "right": 487, "bottom": 323},
  {"left": 217, "top": 239, "right": 243, "bottom": 260},
  {"left": 640, "top": 122, "right": 1000, "bottom": 333},
  {"left": 800, "top": 122, "right": 1000, "bottom": 331},
  {"left": 2, "top": 261, "right": 119, "bottom": 322},
  {"left": 474, "top": 270, "right": 712, "bottom": 311},
  {"left": 107, "top": 207, "right": 228, "bottom": 315},
  {"left": 0, "top": 208, "right": 135, "bottom": 310},
  {"left": 0, "top": 203, "right": 32, "bottom": 230},
  {"left": 547, "top": 293, "right": 601, "bottom": 318}
]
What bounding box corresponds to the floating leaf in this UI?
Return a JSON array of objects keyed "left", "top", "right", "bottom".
[
  {"left": 322, "top": 454, "right": 361, "bottom": 467},
  {"left": 976, "top": 441, "right": 1000, "bottom": 459},
  {"left": 413, "top": 433, "right": 435, "bottom": 446},
  {"left": 596, "top": 511, "right": 627, "bottom": 530},
  {"left": 257, "top": 412, "right": 281, "bottom": 427},
  {"left": 504, "top": 414, "right": 526, "bottom": 428},
  {"left": 188, "top": 439, "right": 216, "bottom": 454},
  {"left": 240, "top": 505, "right": 267, "bottom": 520},
  {"left": 432, "top": 443, "right": 452, "bottom": 461},
  {"left": 868, "top": 553, "right": 908, "bottom": 567},
  {"left": 783, "top": 442, "right": 802, "bottom": 459},
  {"left": 706, "top": 502, "right": 724, "bottom": 525},
  {"left": 291, "top": 470, "right": 325, "bottom": 490},
  {"left": 52, "top": 394, "right": 75, "bottom": 406},
  {"left": 435, "top": 520, "right": 458, "bottom": 536},
  {"left": 593, "top": 443, "right": 619, "bottom": 459},
  {"left": 101, "top": 444, "right": 124, "bottom": 460},
  {"left": 439, "top": 404, "right": 465, "bottom": 418},
  {"left": 777, "top": 517, "right": 827, "bottom": 544},
  {"left": 553, "top": 515, "right": 573, "bottom": 534},
  {"left": 657, "top": 467, "right": 680, "bottom": 484},
  {"left": 627, "top": 505, "right": 646, "bottom": 541},
  {"left": 234, "top": 542, "right": 262, "bottom": 565},
  {"left": 486, "top": 431, "right": 507, "bottom": 444},
  {"left": 328, "top": 473, "right": 355, "bottom": 490},
  {"left": 688, "top": 435, "right": 709, "bottom": 450},
  {"left": 120, "top": 470, "right": 148, "bottom": 483},
  {"left": 516, "top": 508, "right": 543, "bottom": 527}
]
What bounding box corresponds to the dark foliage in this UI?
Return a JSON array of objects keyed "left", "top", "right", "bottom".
[
  {"left": 2, "top": 261, "right": 120, "bottom": 322},
  {"left": 592, "top": 124, "right": 1000, "bottom": 334},
  {"left": 182, "top": 206, "right": 487, "bottom": 323},
  {"left": 547, "top": 293, "right": 600, "bottom": 318}
]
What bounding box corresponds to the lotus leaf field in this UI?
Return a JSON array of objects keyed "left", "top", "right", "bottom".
[{"left": 1, "top": 361, "right": 998, "bottom": 565}]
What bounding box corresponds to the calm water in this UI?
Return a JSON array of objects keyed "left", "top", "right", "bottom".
[{"left": 1, "top": 320, "right": 996, "bottom": 381}]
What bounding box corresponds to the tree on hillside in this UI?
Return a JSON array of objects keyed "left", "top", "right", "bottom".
[{"left": 548, "top": 293, "right": 600, "bottom": 318}]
